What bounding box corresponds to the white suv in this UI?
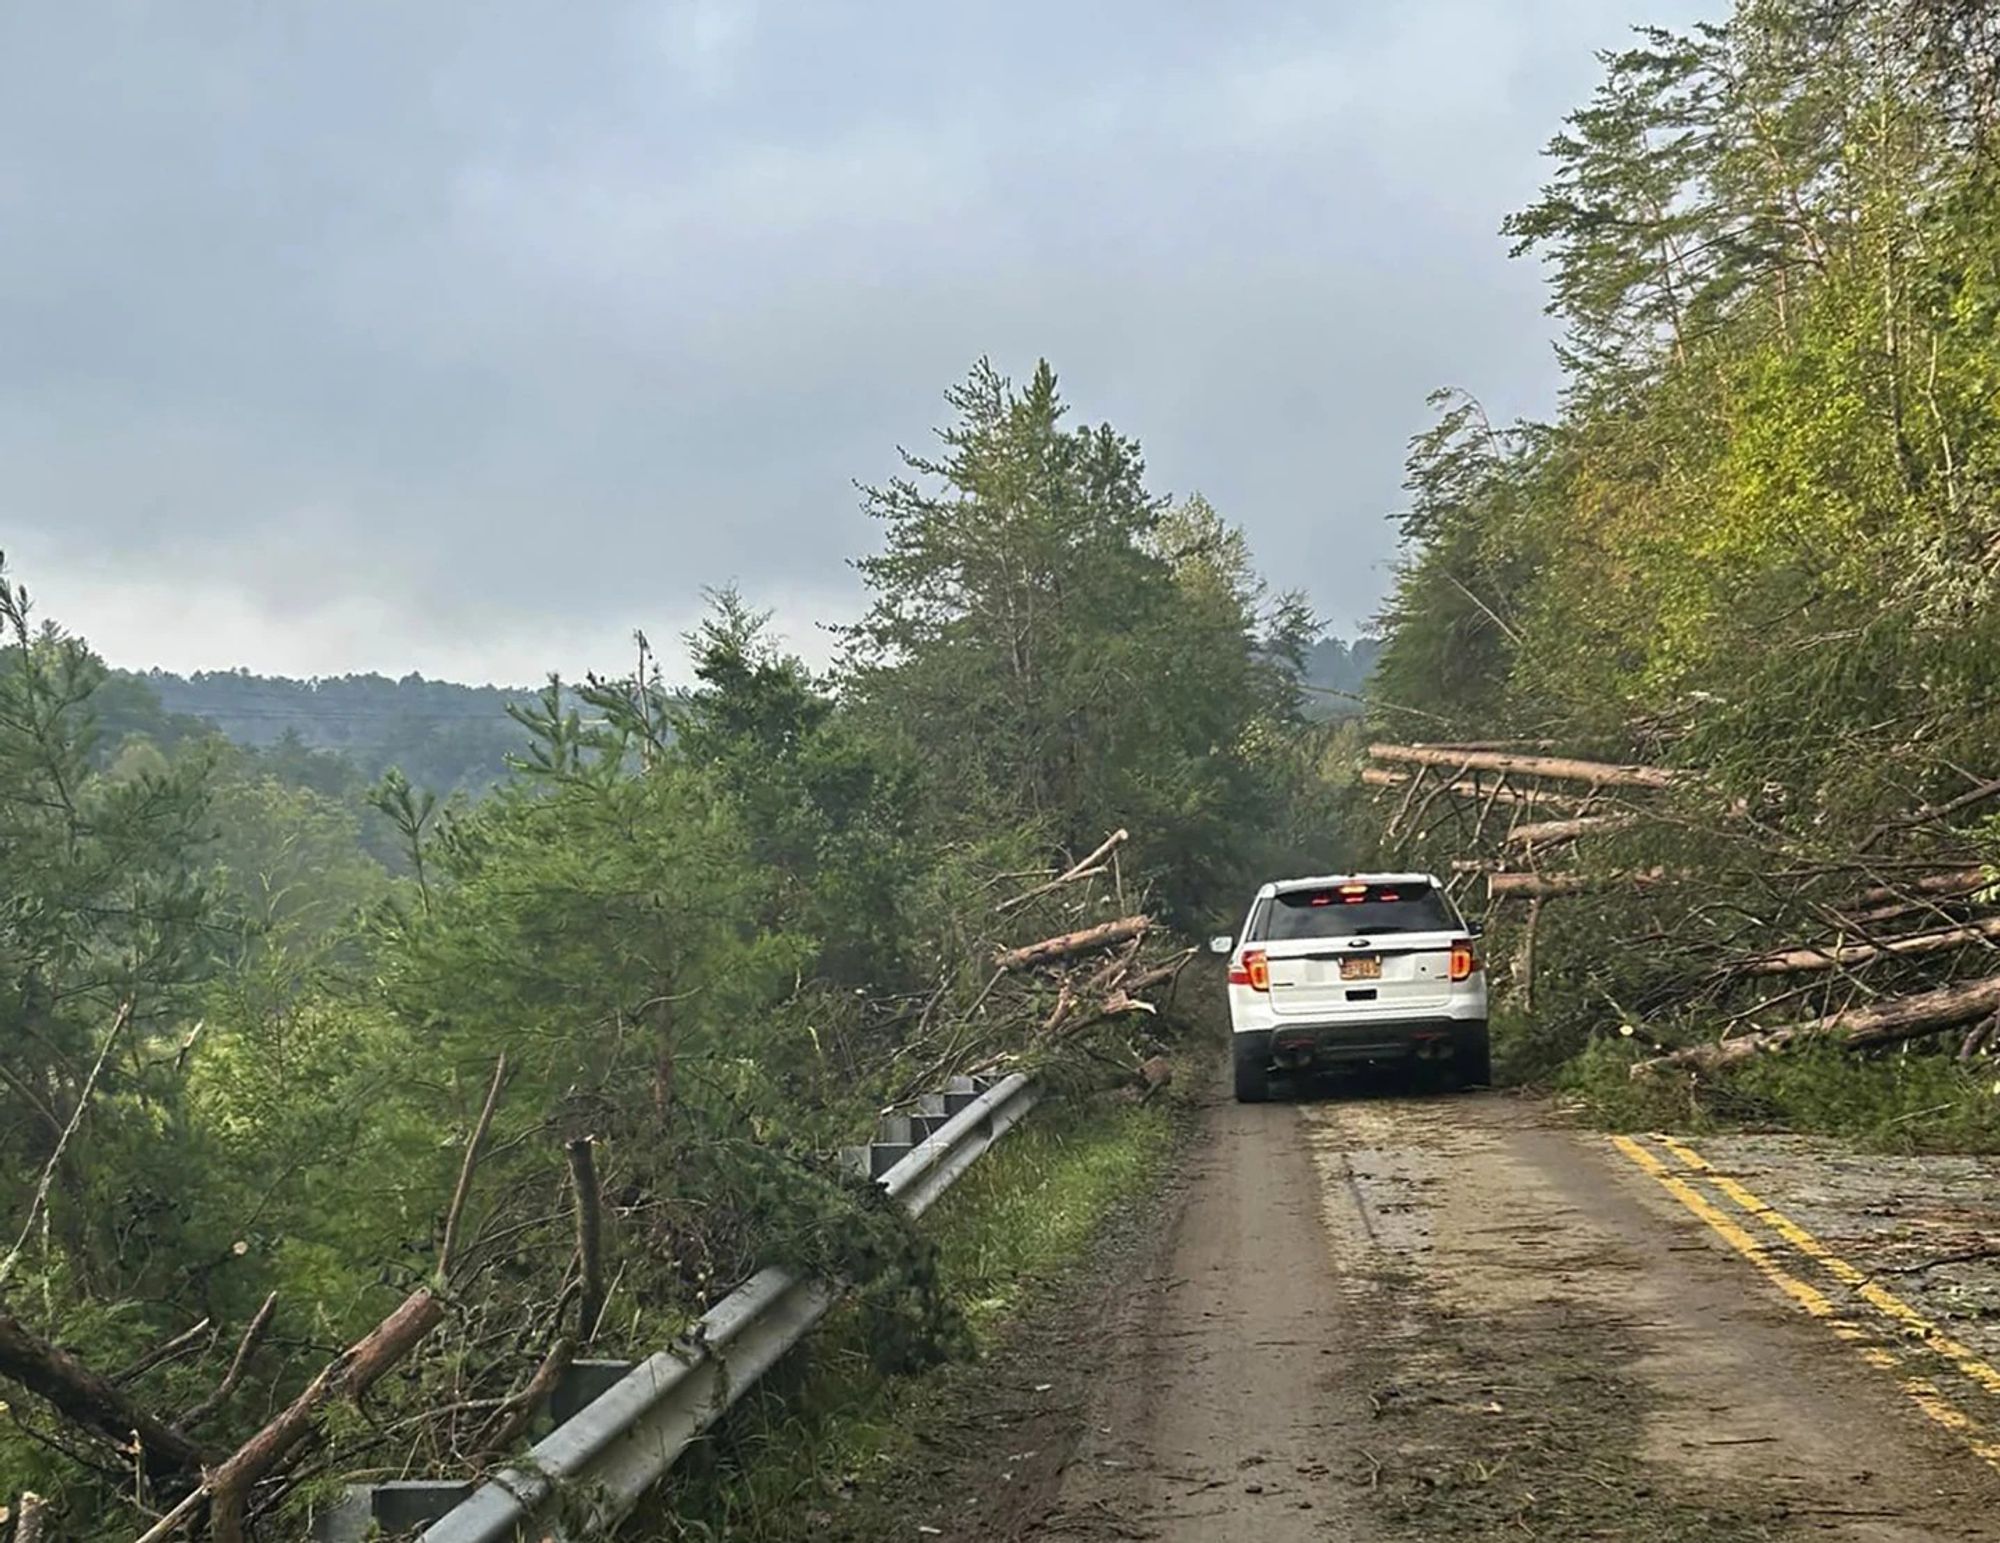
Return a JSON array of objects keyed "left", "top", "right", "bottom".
[{"left": 1212, "top": 872, "right": 1489, "bottom": 1103}]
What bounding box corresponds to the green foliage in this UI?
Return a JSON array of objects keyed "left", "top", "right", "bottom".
[
  {"left": 133, "top": 668, "right": 545, "bottom": 794},
  {"left": 1372, "top": 0, "right": 2000, "bottom": 1130},
  {"left": 1560, "top": 1035, "right": 2000, "bottom": 1153},
  {"left": 0, "top": 351, "right": 1349, "bottom": 1533},
  {"left": 648, "top": 1094, "right": 1177, "bottom": 1541},
  {"left": 842, "top": 359, "right": 1321, "bottom": 927}
]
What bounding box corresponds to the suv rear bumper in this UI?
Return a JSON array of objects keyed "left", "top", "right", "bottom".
[{"left": 1236, "top": 1017, "right": 1487, "bottom": 1071}]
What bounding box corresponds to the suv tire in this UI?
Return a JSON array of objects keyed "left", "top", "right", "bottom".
[
  {"left": 1233, "top": 1039, "right": 1272, "bottom": 1104},
  {"left": 1454, "top": 1031, "right": 1493, "bottom": 1091}
]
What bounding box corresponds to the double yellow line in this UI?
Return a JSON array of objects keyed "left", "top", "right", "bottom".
[{"left": 1612, "top": 1131, "right": 2000, "bottom": 1469}]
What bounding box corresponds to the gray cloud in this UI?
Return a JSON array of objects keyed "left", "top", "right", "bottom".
[{"left": 0, "top": 0, "right": 1720, "bottom": 683}]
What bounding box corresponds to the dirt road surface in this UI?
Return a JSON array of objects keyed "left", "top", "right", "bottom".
[{"left": 902, "top": 1082, "right": 2000, "bottom": 1541}]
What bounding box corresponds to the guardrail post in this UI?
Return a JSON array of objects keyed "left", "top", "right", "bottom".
[
  {"left": 870, "top": 1112, "right": 914, "bottom": 1176},
  {"left": 314, "top": 1480, "right": 475, "bottom": 1541},
  {"left": 909, "top": 1092, "right": 951, "bottom": 1138},
  {"left": 550, "top": 1358, "right": 637, "bottom": 1426}
]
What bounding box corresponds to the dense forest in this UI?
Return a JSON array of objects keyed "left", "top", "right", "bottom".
[
  {"left": 114, "top": 641, "right": 1375, "bottom": 785},
  {"left": 122, "top": 672, "right": 546, "bottom": 795},
  {"left": 1362, "top": 0, "right": 2000, "bottom": 1137},
  {"left": 0, "top": 361, "right": 1354, "bottom": 1538}
]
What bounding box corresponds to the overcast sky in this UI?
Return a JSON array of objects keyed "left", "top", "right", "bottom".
[{"left": 1, "top": 0, "right": 1719, "bottom": 686}]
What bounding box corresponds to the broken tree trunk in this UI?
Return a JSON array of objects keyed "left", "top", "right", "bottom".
[
  {"left": 206, "top": 1287, "right": 446, "bottom": 1541},
  {"left": 567, "top": 1137, "right": 608, "bottom": 1345},
  {"left": 1737, "top": 915, "right": 2000, "bottom": 977},
  {"left": 1852, "top": 868, "right": 1988, "bottom": 907},
  {"left": 12, "top": 1493, "right": 46, "bottom": 1543},
  {"left": 0, "top": 1309, "right": 208, "bottom": 1474},
  {"left": 996, "top": 828, "right": 1129, "bottom": 913},
  {"left": 1368, "top": 743, "right": 1680, "bottom": 790},
  {"left": 1488, "top": 868, "right": 1672, "bottom": 901},
  {"left": 1520, "top": 898, "right": 1541, "bottom": 1014},
  {"left": 1502, "top": 814, "right": 1637, "bottom": 849},
  {"left": 1118, "top": 949, "right": 1196, "bottom": 999},
  {"left": 994, "top": 915, "right": 1150, "bottom": 973},
  {"left": 1635, "top": 974, "right": 2000, "bottom": 1077}
]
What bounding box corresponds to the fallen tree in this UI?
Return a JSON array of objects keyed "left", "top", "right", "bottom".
[
  {"left": 203, "top": 1288, "right": 448, "bottom": 1542},
  {"left": 1634, "top": 974, "right": 2000, "bottom": 1077},
  {"left": 1502, "top": 814, "right": 1638, "bottom": 848},
  {"left": 1852, "top": 867, "right": 1989, "bottom": 907},
  {"left": 0, "top": 1310, "right": 208, "bottom": 1476},
  {"left": 1736, "top": 916, "right": 2000, "bottom": 977},
  {"left": 993, "top": 915, "right": 1149, "bottom": 972},
  {"left": 1368, "top": 743, "right": 1680, "bottom": 790},
  {"left": 1359, "top": 767, "right": 1574, "bottom": 807},
  {"left": 1488, "top": 868, "right": 1673, "bottom": 900}
]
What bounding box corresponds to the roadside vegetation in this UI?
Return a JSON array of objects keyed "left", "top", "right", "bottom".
[
  {"left": 648, "top": 1089, "right": 1184, "bottom": 1541},
  {"left": 1358, "top": 0, "right": 2000, "bottom": 1149},
  {"left": 0, "top": 361, "right": 1348, "bottom": 1538}
]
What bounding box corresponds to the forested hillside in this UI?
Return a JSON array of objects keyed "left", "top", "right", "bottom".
[
  {"left": 0, "top": 361, "right": 1350, "bottom": 1539},
  {"left": 1303, "top": 635, "right": 1381, "bottom": 716},
  {"left": 1360, "top": 0, "right": 2000, "bottom": 1139},
  {"left": 122, "top": 670, "right": 540, "bottom": 794}
]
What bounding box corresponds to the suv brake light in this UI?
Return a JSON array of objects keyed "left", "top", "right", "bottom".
[
  {"left": 1229, "top": 949, "right": 1270, "bottom": 992},
  {"left": 1449, "top": 942, "right": 1480, "bottom": 982}
]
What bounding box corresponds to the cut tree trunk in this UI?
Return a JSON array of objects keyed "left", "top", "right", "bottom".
[
  {"left": 12, "top": 1492, "right": 46, "bottom": 1543},
  {"left": 1840, "top": 892, "right": 1986, "bottom": 928},
  {"left": 994, "top": 915, "right": 1150, "bottom": 972},
  {"left": 1401, "top": 740, "right": 1560, "bottom": 752},
  {"left": 0, "top": 1310, "right": 208, "bottom": 1474},
  {"left": 1634, "top": 974, "right": 2000, "bottom": 1077},
  {"left": 1488, "top": 868, "right": 1672, "bottom": 901},
  {"left": 1360, "top": 767, "right": 1576, "bottom": 808},
  {"left": 1737, "top": 915, "right": 2000, "bottom": 977},
  {"left": 1852, "top": 868, "right": 1988, "bottom": 907},
  {"left": 1368, "top": 744, "right": 1680, "bottom": 790},
  {"left": 1502, "top": 814, "right": 1637, "bottom": 848}
]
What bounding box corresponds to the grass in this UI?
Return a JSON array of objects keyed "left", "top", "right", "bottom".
[{"left": 635, "top": 1091, "right": 1179, "bottom": 1540}]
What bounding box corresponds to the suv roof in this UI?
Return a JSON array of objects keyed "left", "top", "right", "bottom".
[{"left": 1260, "top": 872, "right": 1440, "bottom": 896}]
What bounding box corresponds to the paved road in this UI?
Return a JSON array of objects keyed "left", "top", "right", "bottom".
[{"left": 1023, "top": 1087, "right": 2000, "bottom": 1541}]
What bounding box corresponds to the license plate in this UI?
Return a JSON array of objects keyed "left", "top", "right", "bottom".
[{"left": 1340, "top": 956, "right": 1382, "bottom": 981}]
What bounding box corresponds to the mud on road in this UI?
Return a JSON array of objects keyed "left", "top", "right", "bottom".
[{"left": 879, "top": 1081, "right": 2000, "bottom": 1541}]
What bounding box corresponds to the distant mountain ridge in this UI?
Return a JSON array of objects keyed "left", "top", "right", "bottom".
[
  {"left": 122, "top": 668, "right": 544, "bottom": 793},
  {"left": 1302, "top": 636, "right": 1380, "bottom": 715},
  {"left": 114, "top": 635, "right": 1376, "bottom": 788}
]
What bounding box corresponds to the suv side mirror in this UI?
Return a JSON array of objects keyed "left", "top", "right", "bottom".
[
  {"left": 1208, "top": 935, "right": 1234, "bottom": 956},
  {"left": 1467, "top": 921, "right": 1485, "bottom": 939}
]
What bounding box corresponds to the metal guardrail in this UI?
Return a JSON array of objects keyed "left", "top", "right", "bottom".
[{"left": 355, "top": 1072, "right": 1040, "bottom": 1543}]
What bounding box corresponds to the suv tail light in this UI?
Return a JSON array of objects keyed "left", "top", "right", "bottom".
[
  {"left": 1229, "top": 949, "right": 1271, "bottom": 992},
  {"left": 1449, "top": 942, "right": 1480, "bottom": 982}
]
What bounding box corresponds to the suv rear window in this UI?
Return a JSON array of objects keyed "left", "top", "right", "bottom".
[{"left": 1254, "top": 882, "right": 1459, "bottom": 941}]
